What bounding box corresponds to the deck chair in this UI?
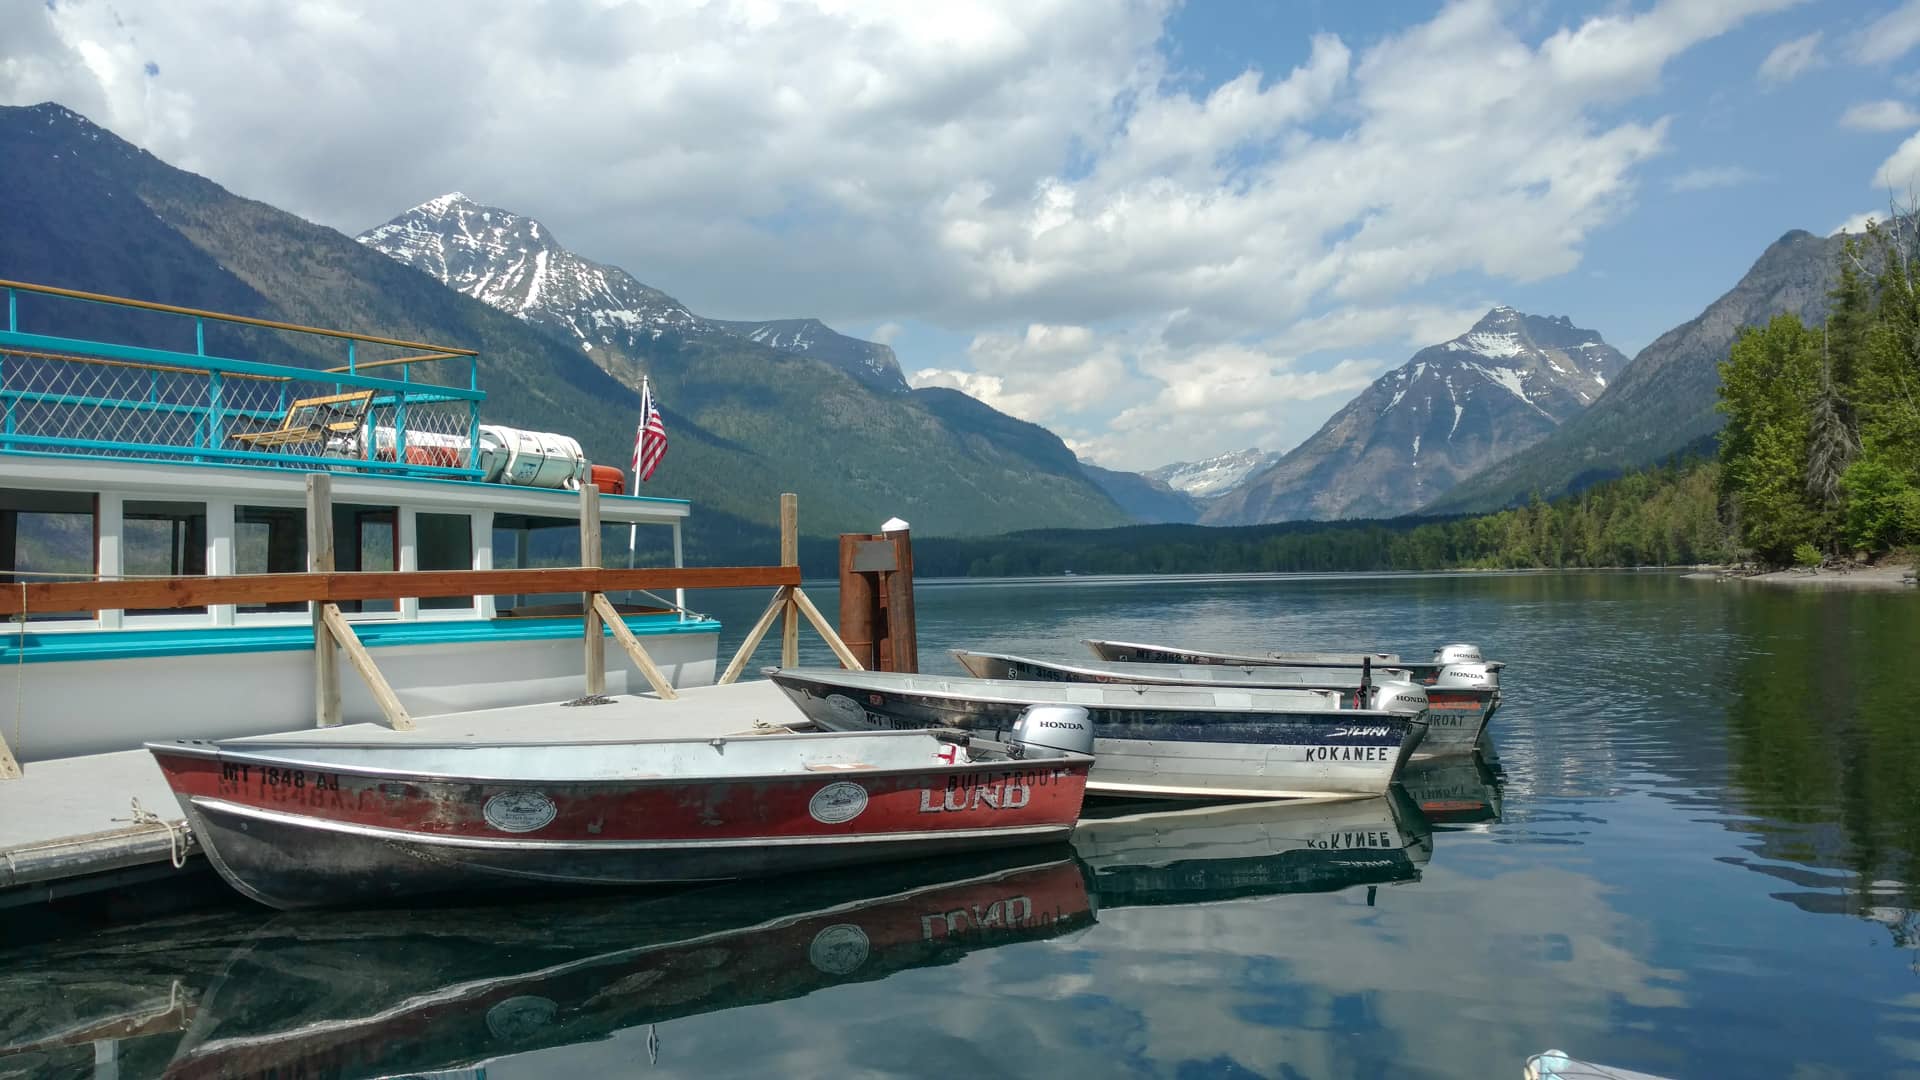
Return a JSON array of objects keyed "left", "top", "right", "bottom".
[{"left": 229, "top": 390, "right": 374, "bottom": 451}]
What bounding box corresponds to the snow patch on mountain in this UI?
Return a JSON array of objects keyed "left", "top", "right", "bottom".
[{"left": 1146, "top": 448, "right": 1279, "bottom": 498}]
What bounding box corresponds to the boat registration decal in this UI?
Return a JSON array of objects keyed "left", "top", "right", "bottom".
[
  {"left": 483, "top": 790, "right": 559, "bottom": 833},
  {"left": 809, "top": 781, "right": 870, "bottom": 824},
  {"left": 823, "top": 694, "right": 869, "bottom": 728},
  {"left": 809, "top": 923, "right": 872, "bottom": 974}
]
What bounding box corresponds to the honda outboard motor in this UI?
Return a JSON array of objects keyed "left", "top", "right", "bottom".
[
  {"left": 1433, "top": 662, "right": 1499, "bottom": 691},
  {"left": 1432, "top": 643, "right": 1484, "bottom": 666},
  {"left": 1368, "top": 679, "right": 1430, "bottom": 715},
  {"left": 1010, "top": 705, "right": 1095, "bottom": 759}
]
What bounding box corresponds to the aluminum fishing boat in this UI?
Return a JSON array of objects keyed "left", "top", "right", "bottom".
[
  {"left": 1084, "top": 638, "right": 1502, "bottom": 687},
  {"left": 147, "top": 729, "right": 1093, "bottom": 910},
  {"left": 954, "top": 649, "right": 1497, "bottom": 756},
  {"left": 1071, "top": 788, "right": 1432, "bottom": 907},
  {"left": 764, "top": 666, "right": 1430, "bottom": 800}
]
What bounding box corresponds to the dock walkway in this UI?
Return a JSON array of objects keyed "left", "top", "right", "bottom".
[{"left": 0, "top": 680, "right": 804, "bottom": 901}]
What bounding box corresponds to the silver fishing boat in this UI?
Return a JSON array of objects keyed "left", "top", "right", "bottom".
[
  {"left": 1084, "top": 638, "right": 1503, "bottom": 687},
  {"left": 764, "top": 666, "right": 1430, "bottom": 800},
  {"left": 954, "top": 649, "right": 1497, "bottom": 756}
]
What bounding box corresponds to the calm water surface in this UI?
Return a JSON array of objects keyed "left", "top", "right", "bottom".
[{"left": 6, "top": 571, "right": 1920, "bottom": 1078}]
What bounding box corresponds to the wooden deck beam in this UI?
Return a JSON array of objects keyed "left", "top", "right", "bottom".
[
  {"left": 592, "top": 592, "right": 678, "bottom": 700},
  {"left": 0, "top": 565, "right": 800, "bottom": 616},
  {"left": 322, "top": 603, "right": 413, "bottom": 730}
]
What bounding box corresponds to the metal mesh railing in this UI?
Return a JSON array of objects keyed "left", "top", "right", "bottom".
[{"left": 0, "top": 349, "right": 481, "bottom": 477}]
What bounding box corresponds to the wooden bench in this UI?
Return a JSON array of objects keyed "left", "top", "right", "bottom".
[{"left": 229, "top": 390, "right": 373, "bottom": 450}]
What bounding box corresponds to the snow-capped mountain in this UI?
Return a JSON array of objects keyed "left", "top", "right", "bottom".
[
  {"left": 1147, "top": 448, "right": 1280, "bottom": 499},
  {"left": 358, "top": 193, "right": 906, "bottom": 391},
  {"left": 1203, "top": 307, "right": 1629, "bottom": 524},
  {"left": 710, "top": 318, "right": 907, "bottom": 393}
]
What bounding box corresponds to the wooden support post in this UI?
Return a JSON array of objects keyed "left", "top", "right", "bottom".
[
  {"left": 780, "top": 493, "right": 799, "bottom": 669},
  {"left": 580, "top": 485, "right": 605, "bottom": 696},
  {"left": 792, "top": 587, "right": 864, "bottom": 671},
  {"left": 307, "top": 474, "right": 340, "bottom": 727},
  {"left": 884, "top": 524, "right": 918, "bottom": 673},
  {"left": 719, "top": 586, "right": 792, "bottom": 685},
  {"left": 0, "top": 721, "right": 20, "bottom": 780},
  {"left": 592, "top": 592, "right": 678, "bottom": 700},
  {"left": 321, "top": 603, "right": 414, "bottom": 729},
  {"left": 837, "top": 534, "right": 877, "bottom": 670}
]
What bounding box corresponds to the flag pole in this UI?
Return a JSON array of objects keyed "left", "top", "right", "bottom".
[{"left": 628, "top": 376, "right": 644, "bottom": 569}]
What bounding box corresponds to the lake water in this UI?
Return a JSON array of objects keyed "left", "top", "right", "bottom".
[{"left": 6, "top": 570, "right": 1920, "bottom": 1078}]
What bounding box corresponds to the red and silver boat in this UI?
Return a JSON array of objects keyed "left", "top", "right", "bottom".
[{"left": 146, "top": 729, "right": 1093, "bottom": 910}]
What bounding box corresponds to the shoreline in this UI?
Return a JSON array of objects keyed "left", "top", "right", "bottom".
[{"left": 1684, "top": 562, "right": 1917, "bottom": 591}]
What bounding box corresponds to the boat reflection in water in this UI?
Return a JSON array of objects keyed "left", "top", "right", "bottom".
[
  {"left": 1073, "top": 787, "right": 1433, "bottom": 909},
  {"left": 3, "top": 795, "right": 1435, "bottom": 1079},
  {"left": 1397, "top": 750, "right": 1505, "bottom": 829}
]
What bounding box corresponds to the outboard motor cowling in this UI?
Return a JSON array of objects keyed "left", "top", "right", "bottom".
[
  {"left": 1368, "top": 679, "right": 1430, "bottom": 715},
  {"left": 1433, "top": 662, "right": 1499, "bottom": 691},
  {"left": 1432, "top": 643, "right": 1484, "bottom": 666},
  {"left": 1011, "top": 705, "right": 1095, "bottom": 758}
]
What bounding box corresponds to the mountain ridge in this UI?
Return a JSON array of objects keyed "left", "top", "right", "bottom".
[
  {"left": 1427, "top": 229, "right": 1845, "bottom": 512},
  {"left": 1204, "top": 307, "right": 1627, "bottom": 524}
]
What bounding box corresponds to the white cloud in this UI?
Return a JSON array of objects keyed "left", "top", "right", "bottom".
[
  {"left": 867, "top": 321, "right": 903, "bottom": 347},
  {"left": 1757, "top": 31, "right": 1823, "bottom": 84},
  {"left": 1842, "top": 99, "right": 1920, "bottom": 131},
  {"left": 1668, "top": 165, "right": 1761, "bottom": 192},
  {"left": 0, "top": 0, "right": 1796, "bottom": 466},
  {"left": 1873, "top": 129, "right": 1920, "bottom": 189},
  {"left": 1834, "top": 210, "right": 1883, "bottom": 234},
  {"left": 1859, "top": 1, "right": 1920, "bottom": 64}
]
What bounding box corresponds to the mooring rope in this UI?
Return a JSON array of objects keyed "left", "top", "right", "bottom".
[{"left": 113, "top": 796, "right": 192, "bottom": 869}]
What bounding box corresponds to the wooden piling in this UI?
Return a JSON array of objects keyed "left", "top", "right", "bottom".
[
  {"left": 592, "top": 592, "right": 678, "bottom": 699},
  {"left": 884, "top": 524, "right": 918, "bottom": 673},
  {"left": 837, "top": 535, "right": 876, "bottom": 669},
  {"left": 836, "top": 525, "right": 916, "bottom": 672},
  {"left": 307, "top": 474, "right": 340, "bottom": 727},
  {"left": 581, "top": 485, "right": 605, "bottom": 696},
  {"left": 780, "top": 493, "right": 799, "bottom": 669},
  {"left": 322, "top": 603, "right": 413, "bottom": 729}
]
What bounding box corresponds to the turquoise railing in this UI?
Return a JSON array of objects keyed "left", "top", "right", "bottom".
[{"left": 0, "top": 280, "right": 486, "bottom": 479}]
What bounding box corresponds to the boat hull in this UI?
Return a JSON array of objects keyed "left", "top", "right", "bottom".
[
  {"left": 767, "top": 669, "right": 1425, "bottom": 800},
  {"left": 955, "top": 650, "right": 1493, "bottom": 756},
  {"left": 149, "top": 735, "right": 1090, "bottom": 910}
]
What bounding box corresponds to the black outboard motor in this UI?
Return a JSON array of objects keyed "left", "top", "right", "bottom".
[{"left": 1010, "top": 705, "right": 1095, "bottom": 759}]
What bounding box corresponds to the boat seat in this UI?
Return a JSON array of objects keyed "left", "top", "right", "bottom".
[{"left": 229, "top": 390, "right": 374, "bottom": 450}]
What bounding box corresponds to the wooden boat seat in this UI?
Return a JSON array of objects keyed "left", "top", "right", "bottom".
[{"left": 229, "top": 390, "right": 374, "bottom": 449}]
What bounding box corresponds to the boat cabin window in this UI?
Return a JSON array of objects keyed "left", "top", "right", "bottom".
[
  {"left": 491, "top": 512, "right": 580, "bottom": 616},
  {"left": 236, "top": 505, "right": 307, "bottom": 613},
  {"left": 416, "top": 512, "right": 473, "bottom": 611},
  {"left": 333, "top": 504, "right": 397, "bottom": 614},
  {"left": 0, "top": 488, "right": 95, "bottom": 622},
  {"left": 123, "top": 500, "right": 207, "bottom": 616}
]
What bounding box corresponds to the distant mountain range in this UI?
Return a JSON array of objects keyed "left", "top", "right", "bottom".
[
  {"left": 1203, "top": 308, "right": 1627, "bottom": 523},
  {"left": 1148, "top": 449, "right": 1280, "bottom": 499},
  {"left": 0, "top": 103, "right": 1128, "bottom": 544},
  {"left": 360, "top": 194, "right": 910, "bottom": 394},
  {"left": 1427, "top": 230, "right": 1846, "bottom": 512}
]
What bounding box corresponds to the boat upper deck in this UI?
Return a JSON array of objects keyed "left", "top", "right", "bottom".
[{"left": 0, "top": 279, "right": 677, "bottom": 520}]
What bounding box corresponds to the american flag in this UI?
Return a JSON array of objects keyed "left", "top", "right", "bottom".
[{"left": 633, "top": 378, "right": 668, "bottom": 483}]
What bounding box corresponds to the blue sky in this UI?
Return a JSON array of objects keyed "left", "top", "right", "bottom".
[{"left": 5, "top": 1, "right": 1917, "bottom": 469}]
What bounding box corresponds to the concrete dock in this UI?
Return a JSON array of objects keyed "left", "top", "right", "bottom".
[{"left": 0, "top": 680, "right": 807, "bottom": 903}]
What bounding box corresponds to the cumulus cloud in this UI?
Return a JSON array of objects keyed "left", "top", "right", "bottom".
[
  {"left": 1757, "top": 31, "right": 1823, "bottom": 84},
  {"left": 0, "top": 0, "right": 1795, "bottom": 466},
  {"left": 1841, "top": 99, "right": 1920, "bottom": 131},
  {"left": 1834, "top": 210, "right": 1883, "bottom": 235},
  {"left": 1668, "top": 165, "right": 1761, "bottom": 192},
  {"left": 1873, "top": 130, "right": 1920, "bottom": 189},
  {"left": 1859, "top": 1, "right": 1920, "bottom": 64}
]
